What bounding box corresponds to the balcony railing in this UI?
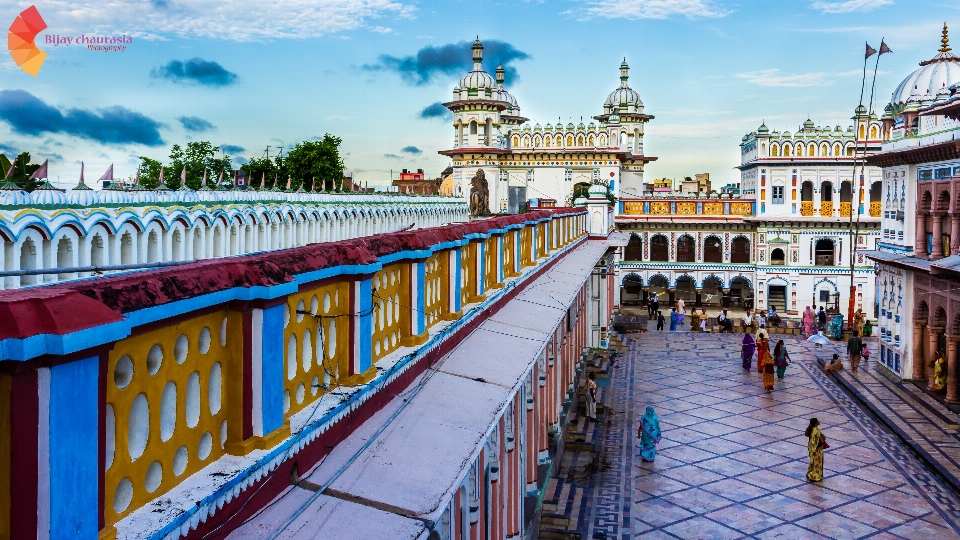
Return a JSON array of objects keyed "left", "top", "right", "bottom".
[
  {"left": 870, "top": 201, "right": 882, "bottom": 217},
  {"left": 801, "top": 201, "right": 814, "bottom": 216},
  {"left": 839, "top": 202, "right": 852, "bottom": 217},
  {"left": 820, "top": 201, "right": 834, "bottom": 217}
]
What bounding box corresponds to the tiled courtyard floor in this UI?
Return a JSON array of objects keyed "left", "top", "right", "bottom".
[{"left": 584, "top": 330, "right": 960, "bottom": 539}]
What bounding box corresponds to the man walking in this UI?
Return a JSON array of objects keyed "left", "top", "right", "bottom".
[{"left": 847, "top": 331, "right": 864, "bottom": 373}]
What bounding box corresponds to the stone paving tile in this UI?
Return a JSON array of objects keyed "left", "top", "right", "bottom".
[{"left": 581, "top": 332, "right": 960, "bottom": 539}]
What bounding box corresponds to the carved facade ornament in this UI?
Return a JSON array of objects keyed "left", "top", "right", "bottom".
[{"left": 469, "top": 169, "right": 491, "bottom": 217}]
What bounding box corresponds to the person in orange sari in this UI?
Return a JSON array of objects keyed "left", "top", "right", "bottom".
[
  {"left": 760, "top": 345, "right": 775, "bottom": 392},
  {"left": 756, "top": 335, "right": 769, "bottom": 374}
]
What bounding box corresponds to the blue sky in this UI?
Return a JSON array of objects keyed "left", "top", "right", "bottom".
[{"left": 0, "top": 0, "right": 956, "bottom": 188}]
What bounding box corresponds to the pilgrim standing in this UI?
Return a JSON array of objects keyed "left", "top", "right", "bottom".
[
  {"left": 806, "top": 418, "right": 826, "bottom": 482},
  {"left": 585, "top": 373, "right": 597, "bottom": 420},
  {"left": 669, "top": 307, "right": 679, "bottom": 331},
  {"left": 773, "top": 339, "right": 790, "bottom": 379},
  {"left": 741, "top": 333, "right": 756, "bottom": 370},
  {"left": 638, "top": 406, "right": 662, "bottom": 462}
]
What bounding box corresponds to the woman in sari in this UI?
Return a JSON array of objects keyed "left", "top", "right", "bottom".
[
  {"left": 585, "top": 373, "right": 597, "bottom": 420},
  {"left": 761, "top": 344, "right": 775, "bottom": 392},
  {"left": 854, "top": 307, "right": 866, "bottom": 336},
  {"left": 690, "top": 309, "right": 702, "bottom": 332},
  {"left": 802, "top": 306, "right": 816, "bottom": 337},
  {"left": 741, "top": 333, "right": 756, "bottom": 370},
  {"left": 933, "top": 350, "right": 947, "bottom": 391},
  {"left": 806, "top": 418, "right": 825, "bottom": 482},
  {"left": 756, "top": 335, "right": 769, "bottom": 374},
  {"left": 773, "top": 340, "right": 790, "bottom": 379},
  {"left": 669, "top": 308, "right": 679, "bottom": 331},
  {"left": 638, "top": 406, "right": 662, "bottom": 462}
]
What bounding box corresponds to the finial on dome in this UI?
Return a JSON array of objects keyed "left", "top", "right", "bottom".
[
  {"left": 941, "top": 22, "right": 952, "bottom": 53},
  {"left": 496, "top": 63, "right": 505, "bottom": 85},
  {"left": 472, "top": 37, "right": 483, "bottom": 66}
]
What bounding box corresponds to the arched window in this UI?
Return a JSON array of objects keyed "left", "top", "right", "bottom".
[
  {"left": 512, "top": 136, "right": 519, "bottom": 147},
  {"left": 801, "top": 181, "right": 813, "bottom": 201},
  {"left": 588, "top": 134, "right": 595, "bottom": 146},
  {"left": 808, "top": 143, "right": 815, "bottom": 156},
  {"left": 624, "top": 235, "right": 643, "bottom": 261},
  {"left": 147, "top": 230, "right": 160, "bottom": 262},
  {"left": 840, "top": 181, "right": 852, "bottom": 203},
  {"left": 760, "top": 143, "right": 766, "bottom": 156},
  {"left": 859, "top": 124, "right": 865, "bottom": 138},
  {"left": 870, "top": 181, "right": 881, "bottom": 203},
  {"left": 821, "top": 181, "right": 833, "bottom": 202},
  {"left": 90, "top": 234, "right": 105, "bottom": 266},
  {"left": 650, "top": 235, "right": 669, "bottom": 262},
  {"left": 731, "top": 237, "right": 750, "bottom": 263},
  {"left": 56, "top": 237, "right": 73, "bottom": 277},
  {"left": 704, "top": 236, "right": 722, "bottom": 263},
  {"left": 566, "top": 135, "right": 573, "bottom": 147},
  {"left": 599, "top": 134, "right": 607, "bottom": 146},
  {"left": 870, "top": 125, "right": 878, "bottom": 138},
  {"left": 815, "top": 239, "right": 835, "bottom": 266},
  {"left": 120, "top": 232, "right": 134, "bottom": 265},
  {"left": 522, "top": 135, "right": 530, "bottom": 147},
  {"left": 533, "top": 135, "right": 541, "bottom": 147},
  {"left": 783, "top": 143, "right": 792, "bottom": 156},
  {"left": 555, "top": 135, "right": 562, "bottom": 147},
  {"left": 545, "top": 136, "right": 551, "bottom": 147},
  {"left": 677, "top": 235, "right": 695, "bottom": 262},
  {"left": 820, "top": 143, "right": 828, "bottom": 156},
  {"left": 833, "top": 143, "right": 841, "bottom": 156},
  {"left": 771, "top": 144, "right": 779, "bottom": 157},
  {"left": 469, "top": 120, "right": 478, "bottom": 135},
  {"left": 19, "top": 238, "right": 38, "bottom": 286},
  {"left": 796, "top": 144, "right": 804, "bottom": 157},
  {"left": 771, "top": 248, "right": 786, "bottom": 265}
]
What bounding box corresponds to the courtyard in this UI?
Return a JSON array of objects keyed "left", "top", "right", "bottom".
[{"left": 579, "top": 330, "right": 960, "bottom": 539}]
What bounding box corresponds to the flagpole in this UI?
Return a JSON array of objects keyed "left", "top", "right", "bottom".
[{"left": 846, "top": 43, "right": 873, "bottom": 330}]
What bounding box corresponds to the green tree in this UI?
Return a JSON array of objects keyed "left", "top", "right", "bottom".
[
  {"left": 285, "top": 135, "right": 345, "bottom": 191},
  {"left": 167, "top": 142, "right": 230, "bottom": 189},
  {"left": 1, "top": 152, "right": 41, "bottom": 191},
  {"left": 240, "top": 156, "right": 276, "bottom": 189},
  {"left": 137, "top": 156, "right": 163, "bottom": 189}
]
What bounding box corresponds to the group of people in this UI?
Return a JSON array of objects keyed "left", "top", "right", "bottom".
[{"left": 741, "top": 332, "right": 791, "bottom": 392}]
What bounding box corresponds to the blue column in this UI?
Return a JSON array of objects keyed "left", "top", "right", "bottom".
[
  {"left": 356, "top": 277, "right": 373, "bottom": 372},
  {"left": 48, "top": 356, "right": 99, "bottom": 540},
  {"left": 453, "top": 248, "right": 463, "bottom": 313},
  {"left": 261, "top": 304, "right": 286, "bottom": 435},
  {"left": 476, "top": 242, "right": 486, "bottom": 296},
  {"left": 415, "top": 261, "right": 426, "bottom": 335}
]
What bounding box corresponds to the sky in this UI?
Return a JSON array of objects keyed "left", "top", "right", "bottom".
[{"left": 0, "top": 0, "right": 957, "bottom": 189}]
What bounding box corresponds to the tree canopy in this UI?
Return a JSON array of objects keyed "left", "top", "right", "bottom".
[{"left": 0, "top": 152, "right": 42, "bottom": 191}]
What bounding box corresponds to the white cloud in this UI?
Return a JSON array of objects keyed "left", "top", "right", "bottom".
[
  {"left": 369, "top": 26, "right": 395, "bottom": 34},
  {"left": 32, "top": 0, "right": 416, "bottom": 41},
  {"left": 811, "top": 0, "right": 893, "bottom": 14},
  {"left": 735, "top": 69, "right": 832, "bottom": 88},
  {"left": 569, "top": 0, "right": 730, "bottom": 20}
]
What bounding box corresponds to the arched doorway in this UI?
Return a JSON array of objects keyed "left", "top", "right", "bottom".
[
  {"left": 731, "top": 277, "right": 752, "bottom": 308},
  {"left": 648, "top": 275, "right": 669, "bottom": 294},
  {"left": 677, "top": 235, "right": 695, "bottom": 262},
  {"left": 701, "top": 276, "right": 723, "bottom": 305},
  {"left": 621, "top": 273, "right": 643, "bottom": 305},
  {"left": 675, "top": 276, "right": 696, "bottom": 303},
  {"left": 771, "top": 248, "right": 786, "bottom": 265},
  {"left": 815, "top": 239, "right": 835, "bottom": 266},
  {"left": 624, "top": 234, "right": 643, "bottom": 261},
  {"left": 650, "top": 235, "right": 668, "bottom": 262},
  {"left": 731, "top": 237, "right": 750, "bottom": 263},
  {"left": 704, "top": 236, "right": 722, "bottom": 263}
]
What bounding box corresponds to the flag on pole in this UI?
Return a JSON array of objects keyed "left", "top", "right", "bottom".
[
  {"left": 134, "top": 167, "right": 140, "bottom": 186},
  {"left": 158, "top": 166, "right": 165, "bottom": 187},
  {"left": 865, "top": 43, "right": 877, "bottom": 59},
  {"left": 28, "top": 159, "right": 48, "bottom": 180},
  {"left": 285, "top": 176, "right": 291, "bottom": 190},
  {"left": 879, "top": 40, "right": 892, "bottom": 55},
  {"left": 200, "top": 169, "right": 207, "bottom": 187},
  {"left": 180, "top": 166, "right": 187, "bottom": 187},
  {"left": 3, "top": 158, "right": 14, "bottom": 179},
  {"left": 99, "top": 164, "right": 114, "bottom": 181},
  {"left": 216, "top": 171, "right": 223, "bottom": 187}
]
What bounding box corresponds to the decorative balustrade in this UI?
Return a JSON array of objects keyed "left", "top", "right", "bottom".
[
  {"left": 619, "top": 198, "right": 755, "bottom": 217},
  {"left": 0, "top": 208, "right": 587, "bottom": 539},
  {"left": 820, "top": 201, "right": 834, "bottom": 217},
  {"left": 870, "top": 201, "right": 882, "bottom": 217},
  {"left": 840, "top": 202, "right": 852, "bottom": 217},
  {"left": 801, "top": 201, "right": 814, "bottom": 216}
]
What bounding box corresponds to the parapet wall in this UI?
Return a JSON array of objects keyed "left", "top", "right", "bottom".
[{"left": 0, "top": 207, "right": 587, "bottom": 540}]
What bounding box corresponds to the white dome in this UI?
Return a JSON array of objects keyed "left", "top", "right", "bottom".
[
  {"left": 31, "top": 184, "right": 67, "bottom": 207},
  {"left": 67, "top": 183, "right": 99, "bottom": 206},
  {"left": 605, "top": 87, "right": 641, "bottom": 107},
  {"left": 890, "top": 26, "right": 960, "bottom": 107},
  {"left": 458, "top": 69, "right": 496, "bottom": 90},
  {"left": 0, "top": 186, "right": 31, "bottom": 205}
]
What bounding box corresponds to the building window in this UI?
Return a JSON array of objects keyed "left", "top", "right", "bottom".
[{"left": 772, "top": 186, "right": 784, "bottom": 204}]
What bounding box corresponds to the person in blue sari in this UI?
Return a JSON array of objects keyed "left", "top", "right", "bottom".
[
  {"left": 638, "top": 406, "right": 662, "bottom": 462},
  {"left": 669, "top": 308, "right": 679, "bottom": 331},
  {"left": 741, "top": 333, "right": 756, "bottom": 370}
]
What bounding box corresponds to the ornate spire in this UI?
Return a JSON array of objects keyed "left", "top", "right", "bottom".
[
  {"left": 496, "top": 63, "right": 505, "bottom": 87},
  {"left": 941, "top": 22, "right": 952, "bottom": 53},
  {"left": 620, "top": 58, "right": 629, "bottom": 87},
  {"left": 472, "top": 37, "right": 483, "bottom": 68}
]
